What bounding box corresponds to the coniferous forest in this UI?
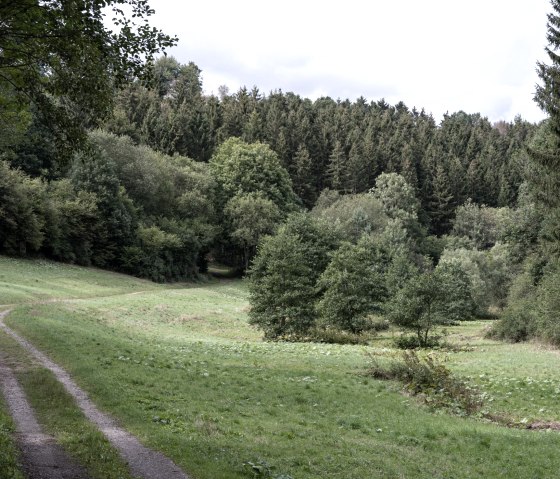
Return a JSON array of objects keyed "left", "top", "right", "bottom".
[{"left": 1, "top": 0, "right": 560, "bottom": 349}]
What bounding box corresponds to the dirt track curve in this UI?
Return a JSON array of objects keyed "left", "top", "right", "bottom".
[{"left": 0, "top": 309, "right": 190, "bottom": 479}]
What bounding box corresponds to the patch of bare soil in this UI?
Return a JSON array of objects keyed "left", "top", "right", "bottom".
[{"left": 0, "top": 310, "right": 190, "bottom": 479}]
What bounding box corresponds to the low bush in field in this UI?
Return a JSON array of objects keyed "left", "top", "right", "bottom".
[
  {"left": 366, "top": 316, "right": 391, "bottom": 332},
  {"left": 393, "top": 334, "right": 443, "bottom": 350},
  {"left": 268, "top": 328, "right": 370, "bottom": 345},
  {"left": 369, "top": 350, "right": 484, "bottom": 416},
  {"left": 308, "top": 328, "right": 370, "bottom": 345}
]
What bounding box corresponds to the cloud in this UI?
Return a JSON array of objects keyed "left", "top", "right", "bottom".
[{"left": 150, "top": 0, "right": 550, "bottom": 123}]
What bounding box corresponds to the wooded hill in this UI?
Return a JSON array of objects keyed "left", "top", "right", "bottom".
[{"left": 1, "top": 0, "right": 560, "bottom": 349}]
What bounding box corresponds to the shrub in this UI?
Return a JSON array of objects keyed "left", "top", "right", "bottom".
[
  {"left": 307, "top": 328, "right": 370, "bottom": 345},
  {"left": 0, "top": 160, "right": 45, "bottom": 255},
  {"left": 369, "top": 351, "right": 483, "bottom": 415},
  {"left": 488, "top": 264, "right": 538, "bottom": 342},
  {"left": 393, "top": 334, "right": 442, "bottom": 350},
  {"left": 312, "top": 192, "right": 388, "bottom": 243},
  {"left": 366, "top": 316, "right": 391, "bottom": 332},
  {"left": 535, "top": 262, "right": 560, "bottom": 346}
]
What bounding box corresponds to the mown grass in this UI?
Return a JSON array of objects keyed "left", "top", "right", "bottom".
[
  {"left": 0, "top": 255, "right": 165, "bottom": 305},
  {"left": 0, "top": 390, "right": 24, "bottom": 479},
  {"left": 3, "top": 256, "right": 560, "bottom": 478},
  {"left": 0, "top": 330, "right": 136, "bottom": 479}
]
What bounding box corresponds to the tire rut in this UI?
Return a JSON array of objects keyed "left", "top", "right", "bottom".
[
  {"left": 0, "top": 349, "right": 90, "bottom": 478},
  {"left": 0, "top": 310, "right": 190, "bottom": 479}
]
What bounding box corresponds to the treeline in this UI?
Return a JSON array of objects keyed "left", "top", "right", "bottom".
[
  {"left": 1, "top": 132, "right": 214, "bottom": 281},
  {"left": 1, "top": 57, "right": 537, "bottom": 278},
  {"left": 101, "top": 57, "right": 535, "bottom": 234},
  {"left": 3, "top": 52, "right": 560, "bottom": 348}
]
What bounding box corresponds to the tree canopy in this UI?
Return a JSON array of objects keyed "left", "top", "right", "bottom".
[{"left": 0, "top": 0, "right": 176, "bottom": 153}]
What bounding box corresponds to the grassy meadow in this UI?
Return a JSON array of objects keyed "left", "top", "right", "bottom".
[{"left": 2, "top": 255, "right": 560, "bottom": 478}]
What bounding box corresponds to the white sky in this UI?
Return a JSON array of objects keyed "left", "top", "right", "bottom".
[{"left": 147, "top": 0, "right": 551, "bottom": 124}]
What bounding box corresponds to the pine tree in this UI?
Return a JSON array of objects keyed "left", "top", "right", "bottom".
[
  {"left": 428, "top": 163, "right": 454, "bottom": 235},
  {"left": 327, "top": 140, "right": 348, "bottom": 192},
  {"left": 532, "top": 0, "right": 560, "bottom": 210},
  {"left": 292, "top": 144, "right": 317, "bottom": 208}
]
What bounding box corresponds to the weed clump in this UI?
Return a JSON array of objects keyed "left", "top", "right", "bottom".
[
  {"left": 272, "top": 328, "right": 370, "bottom": 345},
  {"left": 393, "top": 334, "right": 443, "bottom": 349},
  {"left": 369, "top": 350, "right": 483, "bottom": 416}
]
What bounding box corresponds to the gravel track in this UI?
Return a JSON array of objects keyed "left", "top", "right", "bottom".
[
  {"left": 0, "top": 310, "right": 190, "bottom": 479},
  {"left": 0, "top": 314, "right": 89, "bottom": 478}
]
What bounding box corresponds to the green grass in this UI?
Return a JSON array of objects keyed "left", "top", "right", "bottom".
[
  {"left": 0, "top": 255, "right": 165, "bottom": 305},
  {"left": 0, "top": 330, "right": 135, "bottom": 479},
  {"left": 0, "top": 392, "right": 24, "bottom": 479},
  {"left": 3, "top": 255, "right": 560, "bottom": 478}
]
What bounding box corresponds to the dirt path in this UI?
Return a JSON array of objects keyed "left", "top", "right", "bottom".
[
  {"left": 0, "top": 310, "right": 190, "bottom": 479},
  {"left": 0, "top": 333, "right": 89, "bottom": 478}
]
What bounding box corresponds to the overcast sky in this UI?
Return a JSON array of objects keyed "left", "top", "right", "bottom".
[{"left": 148, "top": 0, "right": 551, "bottom": 124}]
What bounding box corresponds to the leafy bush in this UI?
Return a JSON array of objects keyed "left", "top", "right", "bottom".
[
  {"left": 488, "top": 259, "right": 541, "bottom": 343},
  {"left": 307, "top": 328, "right": 370, "bottom": 345},
  {"left": 387, "top": 264, "right": 473, "bottom": 347},
  {"left": 393, "top": 334, "right": 442, "bottom": 350},
  {"left": 369, "top": 351, "right": 483, "bottom": 415},
  {"left": 434, "top": 260, "right": 477, "bottom": 321},
  {"left": 0, "top": 160, "right": 45, "bottom": 255},
  {"left": 311, "top": 192, "right": 388, "bottom": 243},
  {"left": 451, "top": 199, "right": 512, "bottom": 249},
  {"left": 366, "top": 316, "right": 391, "bottom": 332},
  {"left": 535, "top": 262, "right": 560, "bottom": 345}
]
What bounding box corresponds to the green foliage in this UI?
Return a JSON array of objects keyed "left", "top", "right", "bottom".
[
  {"left": 388, "top": 264, "right": 475, "bottom": 347},
  {"left": 484, "top": 243, "right": 515, "bottom": 310},
  {"left": 211, "top": 137, "right": 299, "bottom": 270},
  {"left": 384, "top": 251, "right": 422, "bottom": 297},
  {"left": 370, "top": 172, "right": 420, "bottom": 223},
  {"left": 121, "top": 226, "right": 183, "bottom": 282},
  {"left": 370, "top": 172, "right": 425, "bottom": 246},
  {"left": 534, "top": 261, "right": 560, "bottom": 346},
  {"left": 312, "top": 193, "right": 388, "bottom": 243},
  {"left": 434, "top": 261, "right": 477, "bottom": 322},
  {"left": 316, "top": 237, "right": 388, "bottom": 333},
  {"left": 0, "top": 0, "right": 176, "bottom": 155},
  {"left": 393, "top": 334, "right": 443, "bottom": 350},
  {"left": 369, "top": 351, "right": 484, "bottom": 415},
  {"left": 452, "top": 199, "right": 511, "bottom": 249},
  {"left": 43, "top": 180, "right": 100, "bottom": 264},
  {"left": 210, "top": 138, "right": 298, "bottom": 213},
  {"left": 70, "top": 148, "right": 137, "bottom": 268},
  {"left": 225, "top": 193, "right": 282, "bottom": 270},
  {"left": 248, "top": 214, "right": 340, "bottom": 339},
  {"left": 0, "top": 161, "right": 45, "bottom": 255},
  {"left": 439, "top": 247, "right": 490, "bottom": 315}
]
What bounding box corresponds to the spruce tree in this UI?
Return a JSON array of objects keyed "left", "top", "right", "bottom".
[
  {"left": 327, "top": 140, "right": 348, "bottom": 192},
  {"left": 292, "top": 144, "right": 317, "bottom": 208},
  {"left": 532, "top": 0, "right": 560, "bottom": 210}
]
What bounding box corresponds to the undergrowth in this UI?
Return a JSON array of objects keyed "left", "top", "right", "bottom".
[{"left": 369, "top": 350, "right": 484, "bottom": 416}]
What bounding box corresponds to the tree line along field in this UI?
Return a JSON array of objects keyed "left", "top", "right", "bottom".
[{"left": 2, "top": 256, "right": 560, "bottom": 479}]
